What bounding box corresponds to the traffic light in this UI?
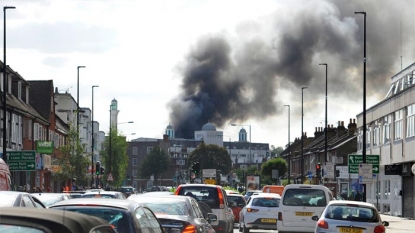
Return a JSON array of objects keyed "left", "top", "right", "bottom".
[
  {"left": 192, "top": 162, "right": 200, "bottom": 174},
  {"left": 100, "top": 167, "right": 105, "bottom": 175},
  {"left": 316, "top": 163, "right": 321, "bottom": 177},
  {"left": 95, "top": 161, "right": 100, "bottom": 175}
]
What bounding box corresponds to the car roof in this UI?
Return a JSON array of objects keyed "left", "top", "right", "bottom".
[
  {"left": 83, "top": 191, "right": 122, "bottom": 194},
  {"left": 284, "top": 184, "right": 331, "bottom": 190},
  {"left": 0, "top": 207, "right": 112, "bottom": 233},
  {"left": 49, "top": 198, "right": 140, "bottom": 209},
  {"left": 178, "top": 184, "right": 222, "bottom": 188},
  {"left": 328, "top": 200, "right": 376, "bottom": 208},
  {"left": 227, "top": 193, "right": 244, "bottom": 197},
  {"left": 251, "top": 193, "right": 281, "bottom": 198}
]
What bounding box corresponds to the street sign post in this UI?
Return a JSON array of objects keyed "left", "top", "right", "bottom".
[
  {"left": 7, "top": 151, "right": 36, "bottom": 171},
  {"left": 348, "top": 154, "right": 379, "bottom": 174},
  {"left": 203, "top": 169, "right": 216, "bottom": 178},
  {"left": 358, "top": 163, "right": 373, "bottom": 184}
]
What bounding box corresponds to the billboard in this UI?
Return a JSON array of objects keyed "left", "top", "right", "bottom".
[{"left": 246, "top": 175, "right": 260, "bottom": 190}]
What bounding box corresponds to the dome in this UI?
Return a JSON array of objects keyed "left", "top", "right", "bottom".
[
  {"left": 166, "top": 123, "right": 173, "bottom": 129},
  {"left": 202, "top": 123, "right": 216, "bottom": 131},
  {"left": 239, "top": 128, "right": 247, "bottom": 133}
]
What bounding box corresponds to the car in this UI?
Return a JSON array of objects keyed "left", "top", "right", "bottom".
[
  {"left": 49, "top": 198, "right": 166, "bottom": 233},
  {"left": 82, "top": 191, "right": 126, "bottom": 199},
  {"left": 261, "top": 185, "right": 285, "bottom": 196},
  {"left": 175, "top": 184, "right": 235, "bottom": 233},
  {"left": 120, "top": 186, "right": 136, "bottom": 198},
  {"left": 0, "top": 207, "right": 116, "bottom": 233},
  {"left": 239, "top": 193, "right": 280, "bottom": 233},
  {"left": 0, "top": 191, "right": 46, "bottom": 208},
  {"left": 277, "top": 184, "right": 335, "bottom": 233},
  {"left": 311, "top": 200, "right": 389, "bottom": 233},
  {"left": 30, "top": 192, "right": 72, "bottom": 207},
  {"left": 226, "top": 193, "right": 246, "bottom": 224},
  {"left": 243, "top": 190, "right": 261, "bottom": 200},
  {"left": 128, "top": 195, "right": 217, "bottom": 233},
  {"left": 225, "top": 190, "right": 239, "bottom": 195}
]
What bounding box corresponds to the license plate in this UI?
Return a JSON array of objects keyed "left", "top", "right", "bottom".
[
  {"left": 339, "top": 227, "right": 363, "bottom": 233},
  {"left": 261, "top": 218, "right": 276, "bottom": 223},
  {"left": 295, "top": 212, "right": 313, "bottom": 216}
]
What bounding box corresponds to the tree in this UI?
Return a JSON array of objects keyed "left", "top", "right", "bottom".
[
  {"left": 139, "top": 145, "right": 170, "bottom": 183},
  {"left": 56, "top": 124, "right": 89, "bottom": 187},
  {"left": 270, "top": 146, "right": 284, "bottom": 157},
  {"left": 100, "top": 126, "right": 129, "bottom": 186},
  {"left": 188, "top": 143, "right": 232, "bottom": 177},
  {"left": 260, "top": 157, "right": 287, "bottom": 185}
]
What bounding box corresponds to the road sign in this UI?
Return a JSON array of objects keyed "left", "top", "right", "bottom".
[
  {"left": 324, "top": 163, "right": 334, "bottom": 178},
  {"left": 107, "top": 173, "right": 114, "bottom": 182},
  {"left": 204, "top": 179, "right": 216, "bottom": 185},
  {"left": 348, "top": 154, "right": 379, "bottom": 174},
  {"left": 7, "top": 151, "right": 36, "bottom": 171},
  {"left": 358, "top": 163, "right": 373, "bottom": 184},
  {"left": 203, "top": 169, "right": 216, "bottom": 178}
]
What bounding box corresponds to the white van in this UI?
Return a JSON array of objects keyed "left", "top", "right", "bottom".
[{"left": 277, "top": 184, "right": 334, "bottom": 233}]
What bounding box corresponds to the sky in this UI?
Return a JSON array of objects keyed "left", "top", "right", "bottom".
[{"left": 1, "top": 0, "right": 414, "bottom": 148}]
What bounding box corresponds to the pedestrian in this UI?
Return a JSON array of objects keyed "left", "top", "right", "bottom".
[
  {"left": 355, "top": 190, "right": 363, "bottom": 201},
  {"left": 348, "top": 190, "right": 355, "bottom": 201}
]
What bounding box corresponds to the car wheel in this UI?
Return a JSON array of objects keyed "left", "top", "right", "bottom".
[{"left": 242, "top": 223, "right": 249, "bottom": 233}]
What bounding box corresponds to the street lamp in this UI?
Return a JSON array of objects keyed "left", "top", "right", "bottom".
[
  {"left": 284, "top": 105, "right": 290, "bottom": 184},
  {"left": 301, "top": 86, "right": 307, "bottom": 184},
  {"left": 2, "top": 6, "right": 15, "bottom": 164},
  {"left": 91, "top": 85, "right": 99, "bottom": 184},
  {"left": 230, "top": 123, "right": 251, "bottom": 165},
  {"left": 319, "top": 63, "right": 328, "bottom": 168},
  {"left": 77, "top": 66, "right": 86, "bottom": 135},
  {"left": 355, "top": 11, "right": 367, "bottom": 202}
]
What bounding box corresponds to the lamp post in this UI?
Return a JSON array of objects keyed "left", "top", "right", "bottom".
[
  {"left": 284, "top": 105, "right": 290, "bottom": 184},
  {"left": 355, "top": 11, "right": 367, "bottom": 202},
  {"left": 319, "top": 63, "right": 328, "bottom": 175},
  {"left": 91, "top": 85, "right": 99, "bottom": 185},
  {"left": 230, "top": 123, "right": 251, "bottom": 166},
  {"left": 77, "top": 66, "right": 86, "bottom": 136},
  {"left": 2, "top": 6, "right": 15, "bottom": 163},
  {"left": 301, "top": 87, "right": 307, "bottom": 184}
]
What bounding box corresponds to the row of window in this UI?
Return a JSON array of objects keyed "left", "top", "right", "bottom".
[{"left": 358, "top": 103, "right": 415, "bottom": 150}]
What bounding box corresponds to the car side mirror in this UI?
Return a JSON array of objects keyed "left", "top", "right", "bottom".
[
  {"left": 207, "top": 213, "right": 218, "bottom": 223},
  {"left": 89, "top": 225, "right": 117, "bottom": 233},
  {"left": 311, "top": 215, "right": 319, "bottom": 221},
  {"left": 382, "top": 221, "right": 389, "bottom": 227}
]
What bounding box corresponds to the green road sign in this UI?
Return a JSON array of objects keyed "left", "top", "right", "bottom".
[
  {"left": 348, "top": 154, "right": 379, "bottom": 174},
  {"left": 7, "top": 151, "right": 36, "bottom": 171}
]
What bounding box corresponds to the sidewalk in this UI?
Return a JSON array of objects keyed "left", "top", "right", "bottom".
[
  {"left": 380, "top": 214, "right": 413, "bottom": 233},
  {"left": 380, "top": 214, "right": 414, "bottom": 221}
]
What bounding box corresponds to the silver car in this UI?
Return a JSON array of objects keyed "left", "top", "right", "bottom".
[{"left": 311, "top": 200, "right": 389, "bottom": 233}]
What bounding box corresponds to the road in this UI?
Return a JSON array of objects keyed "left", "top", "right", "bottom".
[{"left": 232, "top": 214, "right": 413, "bottom": 233}]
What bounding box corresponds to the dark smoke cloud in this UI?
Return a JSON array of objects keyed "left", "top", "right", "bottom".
[{"left": 169, "top": 0, "right": 414, "bottom": 139}]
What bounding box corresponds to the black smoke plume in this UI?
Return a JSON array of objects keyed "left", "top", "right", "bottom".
[{"left": 169, "top": 0, "right": 414, "bottom": 139}]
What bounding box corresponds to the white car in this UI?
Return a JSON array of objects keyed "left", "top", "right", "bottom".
[
  {"left": 312, "top": 200, "right": 389, "bottom": 233},
  {"left": 239, "top": 193, "right": 280, "bottom": 233}
]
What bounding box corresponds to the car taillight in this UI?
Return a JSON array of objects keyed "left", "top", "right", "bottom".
[
  {"left": 182, "top": 225, "right": 196, "bottom": 233},
  {"left": 317, "top": 220, "right": 328, "bottom": 229},
  {"left": 247, "top": 208, "right": 259, "bottom": 212},
  {"left": 217, "top": 187, "right": 225, "bottom": 209},
  {"left": 374, "top": 225, "right": 385, "bottom": 233},
  {"left": 278, "top": 212, "right": 282, "bottom": 221}
]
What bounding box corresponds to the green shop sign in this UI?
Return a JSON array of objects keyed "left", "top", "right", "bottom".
[{"left": 36, "top": 141, "right": 54, "bottom": 154}]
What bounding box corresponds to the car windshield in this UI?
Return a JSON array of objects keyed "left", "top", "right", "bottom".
[
  {"left": 325, "top": 205, "right": 378, "bottom": 222},
  {"left": 139, "top": 200, "right": 187, "bottom": 215},
  {"left": 251, "top": 197, "right": 279, "bottom": 207},
  {"left": 83, "top": 194, "right": 116, "bottom": 199},
  {"left": 51, "top": 206, "right": 129, "bottom": 228},
  {"left": 35, "top": 196, "right": 62, "bottom": 207},
  {"left": 282, "top": 189, "right": 326, "bottom": 206}
]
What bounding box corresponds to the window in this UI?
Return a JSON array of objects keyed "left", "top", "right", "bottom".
[
  {"left": 133, "top": 158, "right": 138, "bottom": 166},
  {"left": 146, "top": 146, "right": 153, "bottom": 154},
  {"left": 133, "top": 146, "right": 138, "bottom": 155},
  {"left": 282, "top": 189, "right": 326, "bottom": 206},
  {"left": 176, "top": 160, "right": 185, "bottom": 165},
  {"left": 357, "top": 129, "right": 362, "bottom": 151},
  {"left": 383, "top": 180, "right": 390, "bottom": 200},
  {"left": 134, "top": 207, "right": 151, "bottom": 233},
  {"left": 383, "top": 116, "right": 390, "bottom": 143},
  {"left": 407, "top": 104, "right": 415, "bottom": 137},
  {"left": 366, "top": 127, "right": 371, "bottom": 148},
  {"left": 34, "top": 123, "right": 39, "bottom": 141},
  {"left": 142, "top": 207, "right": 163, "bottom": 233},
  {"left": 394, "top": 109, "right": 403, "bottom": 140},
  {"left": 132, "top": 169, "right": 137, "bottom": 177},
  {"left": 373, "top": 124, "right": 380, "bottom": 146}
]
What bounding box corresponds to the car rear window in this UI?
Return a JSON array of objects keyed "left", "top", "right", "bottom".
[
  {"left": 282, "top": 189, "right": 326, "bottom": 207},
  {"left": 121, "top": 188, "right": 133, "bottom": 192},
  {"left": 251, "top": 197, "right": 279, "bottom": 207},
  {"left": 325, "top": 205, "right": 378, "bottom": 222},
  {"left": 227, "top": 195, "right": 246, "bottom": 206},
  {"left": 139, "top": 199, "right": 187, "bottom": 215},
  {"left": 83, "top": 194, "right": 116, "bottom": 199},
  {"left": 178, "top": 187, "right": 220, "bottom": 209}
]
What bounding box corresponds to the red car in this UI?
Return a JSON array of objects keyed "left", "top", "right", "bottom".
[{"left": 227, "top": 193, "right": 246, "bottom": 224}]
